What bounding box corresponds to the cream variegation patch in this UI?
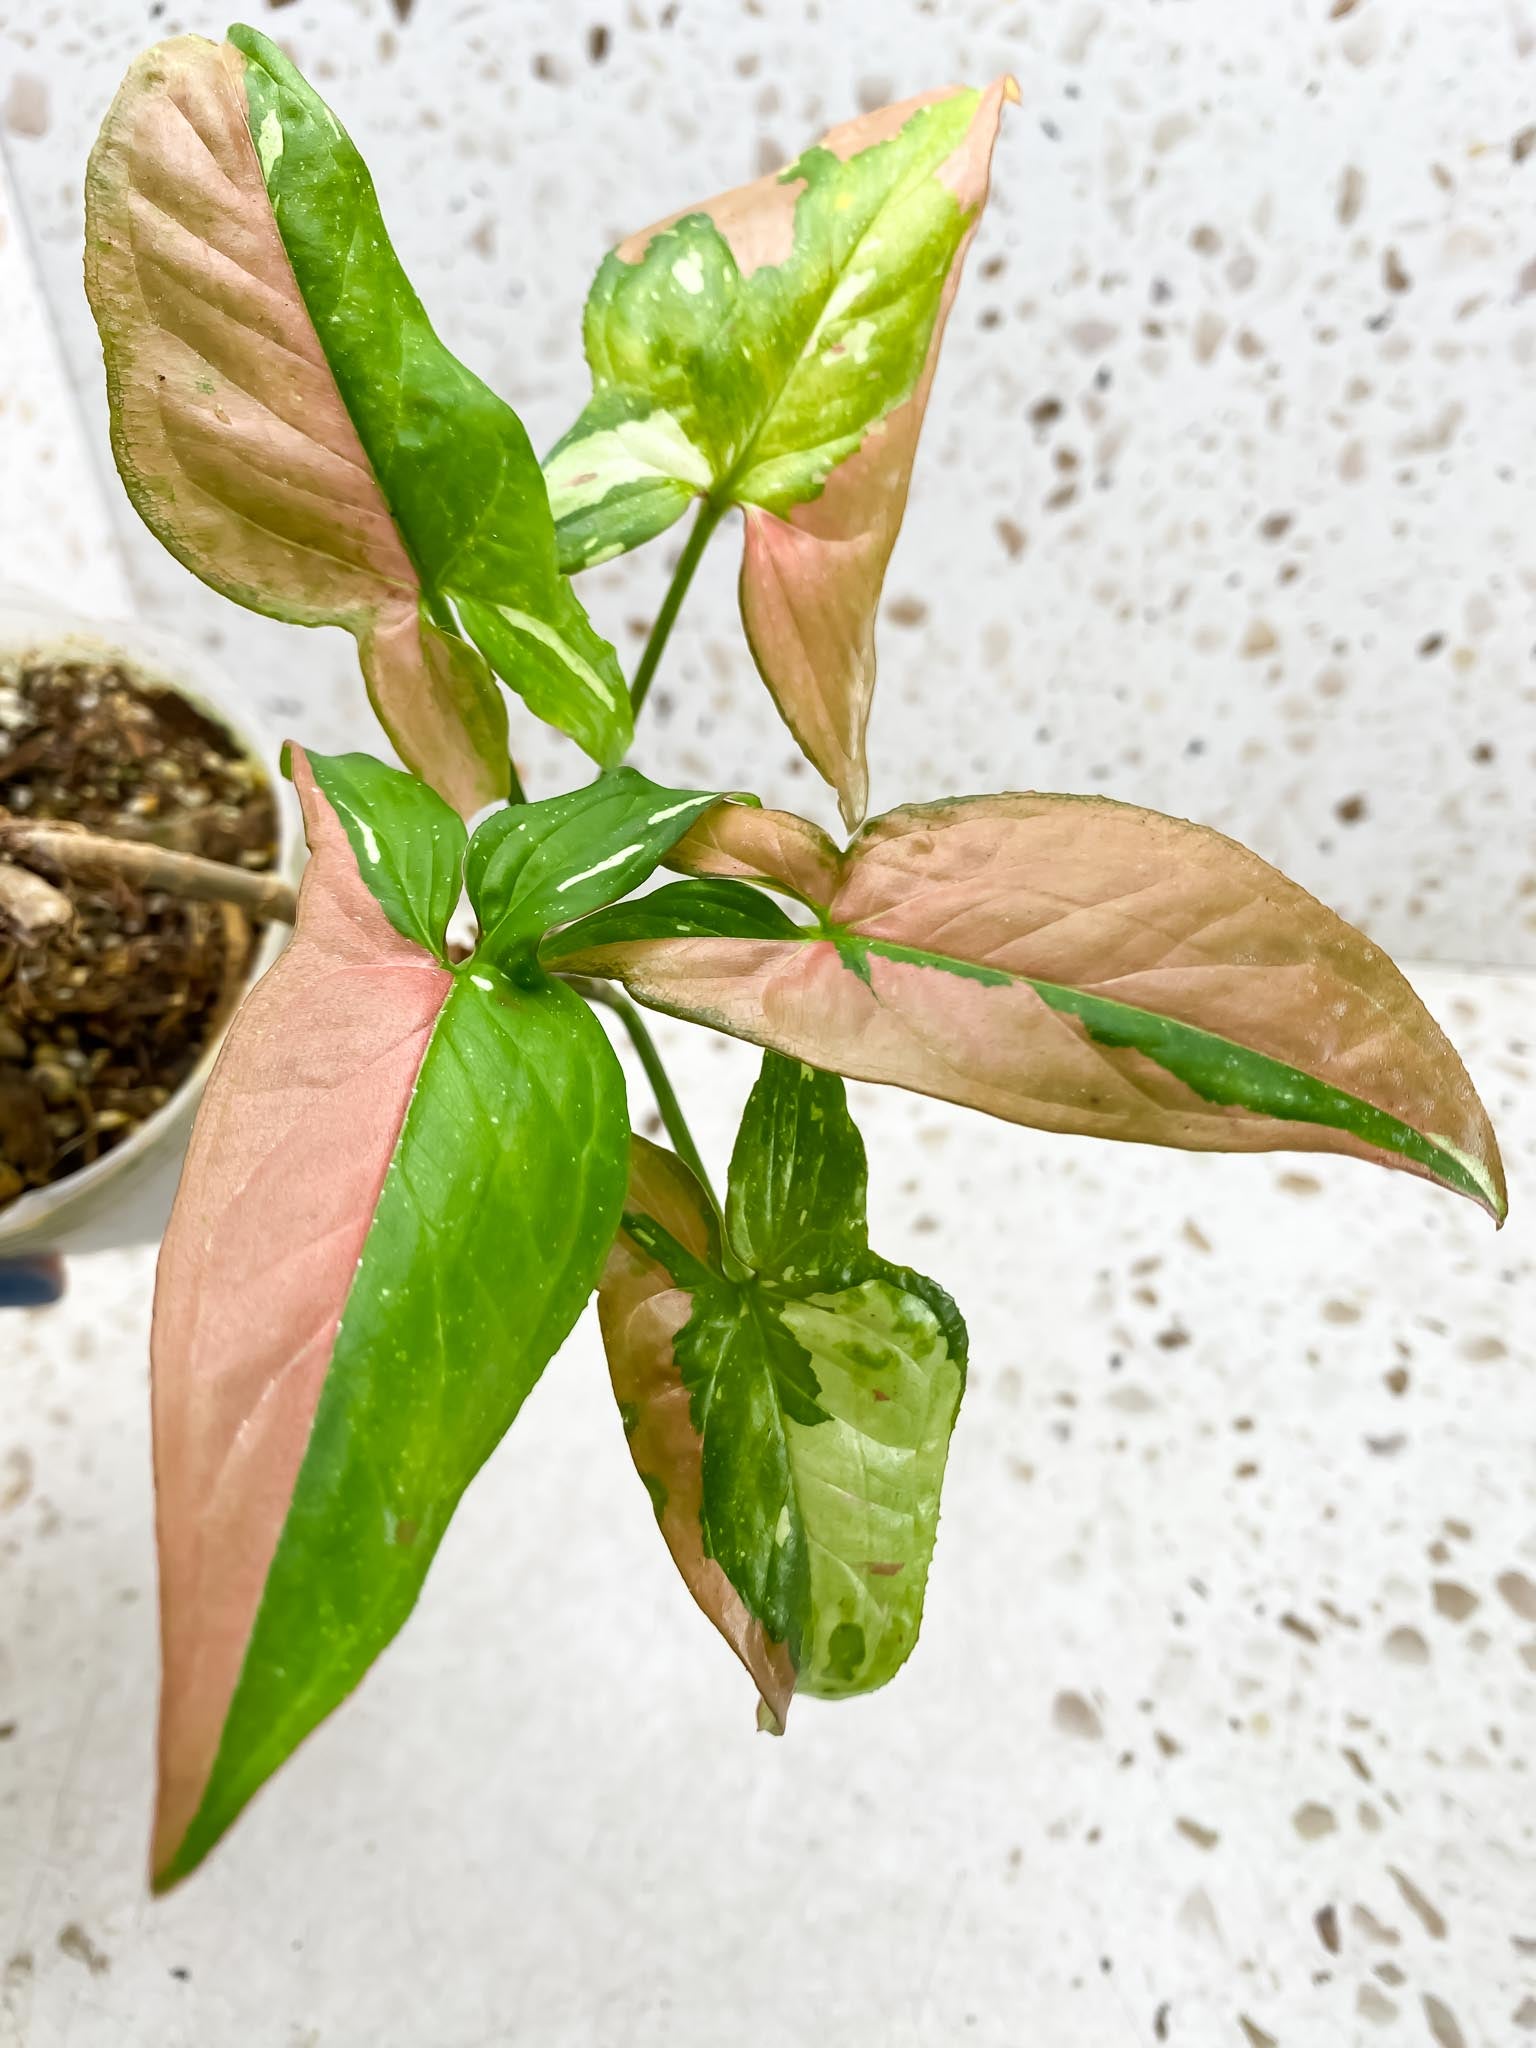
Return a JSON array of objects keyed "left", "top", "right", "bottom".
[{"left": 780, "top": 1275, "right": 963, "bottom": 1700}]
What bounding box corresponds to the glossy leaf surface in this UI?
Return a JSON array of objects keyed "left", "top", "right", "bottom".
[
  {"left": 150, "top": 749, "right": 628, "bottom": 1887},
  {"left": 557, "top": 794, "right": 1507, "bottom": 1218},
  {"left": 294, "top": 749, "right": 467, "bottom": 956},
  {"left": 85, "top": 30, "right": 629, "bottom": 811},
  {"left": 546, "top": 79, "right": 1014, "bottom": 824},
  {"left": 598, "top": 1055, "right": 967, "bottom": 1725},
  {"left": 464, "top": 767, "right": 720, "bottom": 969}
]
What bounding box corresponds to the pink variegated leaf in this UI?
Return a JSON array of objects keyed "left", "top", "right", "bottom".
[
  {"left": 550, "top": 794, "right": 1507, "bottom": 1220},
  {"left": 546, "top": 79, "right": 1016, "bottom": 825},
  {"left": 150, "top": 747, "right": 629, "bottom": 1888},
  {"left": 86, "top": 31, "right": 630, "bottom": 810}
]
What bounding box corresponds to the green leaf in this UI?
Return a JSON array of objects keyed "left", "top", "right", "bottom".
[
  {"left": 548, "top": 94, "right": 981, "bottom": 544},
  {"left": 545, "top": 80, "right": 1013, "bottom": 823},
  {"left": 598, "top": 1055, "right": 967, "bottom": 1722},
  {"left": 298, "top": 750, "right": 466, "bottom": 958},
  {"left": 542, "top": 877, "right": 804, "bottom": 957},
  {"left": 231, "top": 27, "right": 632, "bottom": 766},
  {"left": 464, "top": 767, "right": 721, "bottom": 968},
  {"left": 670, "top": 1281, "right": 820, "bottom": 1663},
  {"left": 150, "top": 751, "right": 628, "bottom": 1887},
  {"left": 725, "top": 1048, "right": 865, "bottom": 1279}
]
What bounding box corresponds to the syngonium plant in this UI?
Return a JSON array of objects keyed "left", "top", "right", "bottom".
[{"left": 82, "top": 26, "right": 1505, "bottom": 1890}]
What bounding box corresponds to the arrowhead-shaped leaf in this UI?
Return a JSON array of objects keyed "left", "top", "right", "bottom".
[
  {"left": 85, "top": 29, "right": 630, "bottom": 812},
  {"left": 463, "top": 767, "right": 721, "bottom": 969},
  {"left": 552, "top": 794, "right": 1507, "bottom": 1219},
  {"left": 150, "top": 749, "right": 633, "bottom": 1889},
  {"left": 599, "top": 1054, "right": 967, "bottom": 1727},
  {"left": 545, "top": 79, "right": 1015, "bottom": 825}
]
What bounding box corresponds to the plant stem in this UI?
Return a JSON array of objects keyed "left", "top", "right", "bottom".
[
  {"left": 562, "top": 974, "right": 721, "bottom": 1211},
  {"left": 504, "top": 755, "right": 528, "bottom": 805},
  {"left": 629, "top": 497, "right": 725, "bottom": 719},
  {"left": 0, "top": 813, "right": 298, "bottom": 926}
]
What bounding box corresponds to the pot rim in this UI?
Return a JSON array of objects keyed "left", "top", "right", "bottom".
[{"left": 0, "top": 599, "right": 298, "bottom": 1249}]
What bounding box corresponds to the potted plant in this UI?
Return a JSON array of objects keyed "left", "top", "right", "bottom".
[
  {"left": 0, "top": 598, "right": 294, "bottom": 1271},
  {"left": 64, "top": 25, "right": 1501, "bottom": 1892}
]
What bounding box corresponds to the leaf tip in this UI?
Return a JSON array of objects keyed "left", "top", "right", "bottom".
[
  {"left": 147, "top": 1804, "right": 197, "bottom": 1898},
  {"left": 1434, "top": 1123, "right": 1507, "bottom": 1225},
  {"left": 756, "top": 1695, "right": 788, "bottom": 1737}
]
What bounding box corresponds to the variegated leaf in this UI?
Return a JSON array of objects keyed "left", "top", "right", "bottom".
[
  {"left": 599, "top": 1056, "right": 967, "bottom": 1727},
  {"left": 86, "top": 30, "right": 630, "bottom": 812},
  {"left": 147, "top": 749, "right": 728, "bottom": 1887},
  {"left": 552, "top": 794, "right": 1507, "bottom": 1218},
  {"left": 546, "top": 79, "right": 1015, "bottom": 825}
]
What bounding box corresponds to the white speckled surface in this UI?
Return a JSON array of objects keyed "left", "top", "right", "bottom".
[
  {"left": 3, "top": 997, "right": 1535, "bottom": 2047},
  {"left": 0, "top": 146, "right": 127, "bottom": 617},
  {"left": 2, "top": 5, "right": 1535, "bottom": 2045},
  {"left": 5, "top": 0, "right": 1536, "bottom": 962}
]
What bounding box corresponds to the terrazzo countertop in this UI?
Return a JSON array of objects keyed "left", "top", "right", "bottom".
[
  {"left": 4, "top": 0, "right": 1536, "bottom": 965},
  {"left": 3, "top": 987, "right": 1534, "bottom": 2048},
  {"left": 2, "top": 4, "right": 1534, "bottom": 2045}
]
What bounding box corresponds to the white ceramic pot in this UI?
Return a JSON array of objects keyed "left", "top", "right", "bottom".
[{"left": 0, "top": 598, "right": 298, "bottom": 1258}]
